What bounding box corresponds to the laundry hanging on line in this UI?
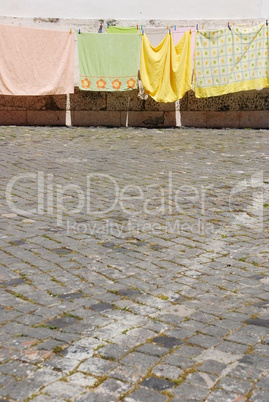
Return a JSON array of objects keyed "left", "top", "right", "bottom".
[
  {"left": 107, "top": 26, "right": 139, "bottom": 34},
  {"left": 0, "top": 22, "right": 268, "bottom": 99},
  {"left": 173, "top": 27, "right": 196, "bottom": 60},
  {"left": 143, "top": 27, "right": 168, "bottom": 47},
  {"left": 77, "top": 33, "right": 141, "bottom": 91},
  {"left": 194, "top": 23, "right": 269, "bottom": 98},
  {"left": 0, "top": 24, "right": 75, "bottom": 96},
  {"left": 140, "top": 31, "right": 192, "bottom": 103}
]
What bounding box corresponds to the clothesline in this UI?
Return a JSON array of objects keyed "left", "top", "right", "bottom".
[
  {"left": 0, "top": 22, "right": 268, "bottom": 102},
  {"left": 73, "top": 20, "right": 269, "bottom": 34}
]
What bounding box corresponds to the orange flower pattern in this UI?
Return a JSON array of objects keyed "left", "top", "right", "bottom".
[
  {"left": 127, "top": 78, "right": 136, "bottom": 89},
  {"left": 81, "top": 78, "right": 91, "bottom": 89},
  {"left": 96, "top": 79, "right": 106, "bottom": 89},
  {"left": 112, "top": 79, "right": 122, "bottom": 90},
  {"left": 81, "top": 77, "right": 137, "bottom": 91}
]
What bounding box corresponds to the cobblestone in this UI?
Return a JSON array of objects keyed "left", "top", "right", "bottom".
[{"left": 0, "top": 126, "right": 268, "bottom": 401}]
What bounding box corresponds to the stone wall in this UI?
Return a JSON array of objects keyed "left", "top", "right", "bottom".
[
  {"left": 180, "top": 89, "right": 269, "bottom": 129},
  {"left": 0, "top": 16, "right": 268, "bottom": 129},
  {"left": 1, "top": 87, "right": 268, "bottom": 129}
]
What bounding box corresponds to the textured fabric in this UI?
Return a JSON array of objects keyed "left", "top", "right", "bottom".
[
  {"left": 144, "top": 27, "right": 168, "bottom": 47},
  {"left": 140, "top": 32, "right": 192, "bottom": 103},
  {"left": 138, "top": 79, "right": 148, "bottom": 100},
  {"left": 107, "top": 26, "right": 139, "bottom": 34},
  {"left": 0, "top": 24, "right": 74, "bottom": 95},
  {"left": 173, "top": 27, "right": 196, "bottom": 60},
  {"left": 77, "top": 33, "right": 141, "bottom": 91},
  {"left": 194, "top": 23, "right": 269, "bottom": 98}
]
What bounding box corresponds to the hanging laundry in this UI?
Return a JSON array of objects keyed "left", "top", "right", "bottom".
[
  {"left": 140, "top": 32, "right": 192, "bottom": 103},
  {"left": 77, "top": 33, "right": 141, "bottom": 91},
  {"left": 144, "top": 27, "right": 168, "bottom": 47},
  {"left": 173, "top": 27, "right": 196, "bottom": 60},
  {"left": 107, "top": 26, "right": 139, "bottom": 34},
  {"left": 194, "top": 23, "right": 269, "bottom": 98},
  {"left": 0, "top": 24, "right": 74, "bottom": 96}
]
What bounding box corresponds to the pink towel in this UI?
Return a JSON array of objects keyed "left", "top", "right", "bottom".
[
  {"left": 173, "top": 27, "right": 196, "bottom": 60},
  {"left": 0, "top": 24, "right": 74, "bottom": 95}
]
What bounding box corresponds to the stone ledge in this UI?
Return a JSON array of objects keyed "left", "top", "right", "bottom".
[
  {"left": 181, "top": 111, "right": 207, "bottom": 127},
  {"left": 181, "top": 111, "right": 269, "bottom": 129},
  {"left": 27, "top": 111, "right": 66, "bottom": 125},
  {"left": 164, "top": 111, "right": 177, "bottom": 127},
  {"left": 206, "top": 111, "right": 240, "bottom": 128},
  {"left": 121, "top": 111, "right": 165, "bottom": 127},
  {"left": 71, "top": 111, "right": 121, "bottom": 126},
  {"left": 239, "top": 111, "right": 269, "bottom": 129},
  {"left": 0, "top": 110, "right": 27, "bottom": 125}
]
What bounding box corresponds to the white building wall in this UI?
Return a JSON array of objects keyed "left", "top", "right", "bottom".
[{"left": 0, "top": 0, "right": 268, "bottom": 20}]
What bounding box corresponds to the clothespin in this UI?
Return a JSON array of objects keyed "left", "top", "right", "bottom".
[
  {"left": 266, "top": 19, "right": 268, "bottom": 26},
  {"left": 169, "top": 29, "right": 171, "bottom": 34},
  {"left": 70, "top": 28, "right": 72, "bottom": 34},
  {"left": 174, "top": 25, "right": 176, "bottom": 31},
  {"left": 141, "top": 25, "right": 143, "bottom": 31},
  {"left": 137, "top": 24, "right": 138, "bottom": 30},
  {"left": 228, "top": 22, "right": 231, "bottom": 31},
  {"left": 107, "top": 22, "right": 109, "bottom": 28},
  {"left": 196, "top": 24, "right": 198, "bottom": 31},
  {"left": 142, "top": 29, "right": 144, "bottom": 35},
  {"left": 79, "top": 28, "right": 80, "bottom": 34},
  {"left": 167, "top": 24, "right": 169, "bottom": 30},
  {"left": 202, "top": 24, "right": 204, "bottom": 29}
]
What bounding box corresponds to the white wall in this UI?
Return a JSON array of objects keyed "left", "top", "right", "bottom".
[{"left": 0, "top": 0, "right": 268, "bottom": 20}]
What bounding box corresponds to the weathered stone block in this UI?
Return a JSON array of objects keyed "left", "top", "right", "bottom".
[
  {"left": 188, "top": 90, "right": 241, "bottom": 112},
  {"left": 0, "top": 95, "right": 28, "bottom": 111},
  {"left": 206, "top": 111, "right": 240, "bottom": 128},
  {"left": 70, "top": 87, "right": 106, "bottom": 111},
  {"left": 27, "top": 111, "right": 66, "bottom": 125},
  {"left": 164, "top": 111, "right": 177, "bottom": 127},
  {"left": 121, "top": 111, "right": 164, "bottom": 127},
  {"left": 0, "top": 110, "right": 27, "bottom": 125},
  {"left": 180, "top": 111, "right": 207, "bottom": 127},
  {"left": 237, "top": 89, "right": 269, "bottom": 110},
  {"left": 240, "top": 111, "right": 269, "bottom": 129},
  {"left": 27, "top": 95, "right": 66, "bottom": 111},
  {"left": 144, "top": 96, "right": 175, "bottom": 111},
  {"left": 180, "top": 93, "right": 188, "bottom": 111},
  {"left": 71, "top": 110, "right": 121, "bottom": 126},
  {"left": 106, "top": 91, "right": 144, "bottom": 111}
]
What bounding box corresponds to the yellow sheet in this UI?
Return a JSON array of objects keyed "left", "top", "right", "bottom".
[{"left": 140, "top": 32, "right": 192, "bottom": 103}]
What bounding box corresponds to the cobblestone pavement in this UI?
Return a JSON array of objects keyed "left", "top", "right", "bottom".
[{"left": 0, "top": 126, "right": 269, "bottom": 402}]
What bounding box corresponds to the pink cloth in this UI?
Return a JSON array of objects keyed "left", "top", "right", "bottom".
[
  {"left": 0, "top": 24, "right": 74, "bottom": 95},
  {"left": 144, "top": 27, "right": 168, "bottom": 47},
  {"left": 173, "top": 27, "right": 196, "bottom": 60}
]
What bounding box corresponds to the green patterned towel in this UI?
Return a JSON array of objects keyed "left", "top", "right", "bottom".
[
  {"left": 194, "top": 24, "right": 269, "bottom": 97},
  {"left": 77, "top": 33, "right": 141, "bottom": 91},
  {"left": 107, "top": 26, "right": 139, "bottom": 34}
]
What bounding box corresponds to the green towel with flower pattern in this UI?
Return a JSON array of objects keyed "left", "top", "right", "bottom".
[{"left": 77, "top": 33, "right": 141, "bottom": 91}]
